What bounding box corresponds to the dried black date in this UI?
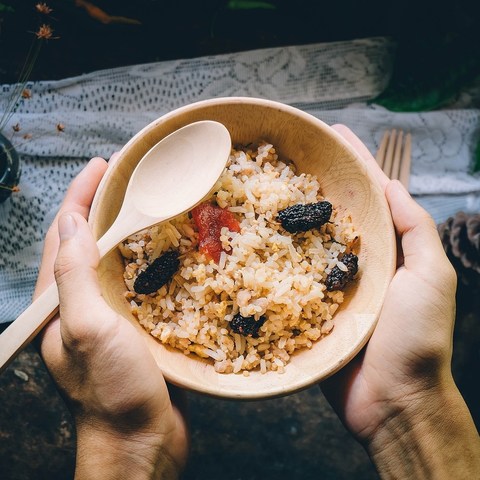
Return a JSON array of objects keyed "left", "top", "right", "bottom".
[
  {"left": 133, "top": 250, "right": 180, "bottom": 294},
  {"left": 277, "top": 201, "right": 332, "bottom": 233},
  {"left": 230, "top": 313, "right": 266, "bottom": 338},
  {"left": 325, "top": 253, "right": 359, "bottom": 291}
]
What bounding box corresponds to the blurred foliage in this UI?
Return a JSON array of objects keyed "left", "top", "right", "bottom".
[
  {"left": 0, "top": 3, "right": 14, "bottom": 13},
  {"left": 227, "top": 1, "right": 276, "bottom": 9},
  {"left": 373, "top": 35, "right": 480, "bottom": 112},
  {"left": 372, "top": 0, "right": 480, "bottom": 113}
]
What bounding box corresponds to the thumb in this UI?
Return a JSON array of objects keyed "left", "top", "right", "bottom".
[
  {"left": 54, "top": 212, "right": 107, "bottom": 347},
  {"left": 386, "top": 180, "right": 456, "bottom": 284}
]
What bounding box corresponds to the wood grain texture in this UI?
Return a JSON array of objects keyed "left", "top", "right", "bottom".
[{"left": 89, "top": 97, "right": 396, "bottom": 399}]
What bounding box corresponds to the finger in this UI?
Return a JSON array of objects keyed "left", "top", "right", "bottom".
[
  {"left": 35, "top": 157, "right": 108, "bottom": 297},
  {"left": 53, "top": 212, "right": 110, "bottom": 347},
  {"left": 36, "top": 157, "right": 108, "bottom": 353},
  {"left": 331, "top": 124, "right": 389, "bottom": 191},
  {"left": 109, "top": 151, "right": 121, "bottom": 165},
  {"left": 386, "top": 180, "right": 455, "bottom": 282}
]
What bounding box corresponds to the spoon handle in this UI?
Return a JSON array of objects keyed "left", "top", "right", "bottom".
[
  {"left": 0, "top": 282, "right": 59, "bottom": 374},
  {"left": 96, "top": 227, "right": 126, "bottom": 258}
]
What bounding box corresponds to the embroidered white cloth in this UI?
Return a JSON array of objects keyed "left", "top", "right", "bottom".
[{"left": 1, "top": 37, "right": 479, "bottom": 322}]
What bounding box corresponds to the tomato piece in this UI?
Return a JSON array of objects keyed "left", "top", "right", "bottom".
[{"left": 191, "top": 202, "right": 240, "bottom": 263}]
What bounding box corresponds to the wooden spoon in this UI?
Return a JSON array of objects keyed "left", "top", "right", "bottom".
[{"left": 0, "top": 120, "right": 231, "bottom": 373}]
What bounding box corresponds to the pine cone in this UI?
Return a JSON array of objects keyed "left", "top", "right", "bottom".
[{"left": 438, "top": 212, "right": 480, "bottom": 287}]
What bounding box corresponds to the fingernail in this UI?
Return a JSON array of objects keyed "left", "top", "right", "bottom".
[{"left": 58, "top": 213, "right": 77, "bottom": 241}]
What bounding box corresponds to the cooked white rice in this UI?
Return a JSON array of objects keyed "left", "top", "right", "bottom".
[{"left": 120, "top": 143, "right": 358, "bottom": 374}]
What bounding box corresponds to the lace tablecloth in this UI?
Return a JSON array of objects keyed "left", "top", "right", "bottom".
[{"left": 1, "top": 37, "right": 479, "bottom": 322}]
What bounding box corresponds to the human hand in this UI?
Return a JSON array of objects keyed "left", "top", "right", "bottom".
[
  {"left": 35, "top": 157, "right": 188, "bottom": 479},
  {"left": 322, "top": 125, "right": 480, "bottom": 478}
]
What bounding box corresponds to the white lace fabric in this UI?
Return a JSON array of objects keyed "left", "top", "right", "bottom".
[{"left": 0, "top": 37, "right": 479, "bottom": 322}]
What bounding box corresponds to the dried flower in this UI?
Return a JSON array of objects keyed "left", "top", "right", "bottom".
[
  {"left": 35, "top": 3, "right": 53, "bottom": 15},
  {"left": 21, "top": 89, "right": 32, "bottom": 99},
  {"left": 23, "top": 133, "right": 33, "bottom": 140},
  {"left": 35, "top": 24, "right": 58, "bottom": 40},
  {"left": 0, "top": 184, "right": 20, "bottom": 193},
  {"left": 12, "top": 123, "right": 20, "bottom": 132},
  {"left": 56, "top": 123, "right": 65, "bottom": 132}
]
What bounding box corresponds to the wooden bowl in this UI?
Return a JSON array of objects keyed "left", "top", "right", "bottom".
[{"left": 89, "top": 97, "right": 396, "bottom": 399}]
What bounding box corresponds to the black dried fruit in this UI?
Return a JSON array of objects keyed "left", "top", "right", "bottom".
[
  {"left": 230, "top": 313, "right": 266, "bottom": 338},
  {"left": 277, "top": 201, "right": 332, "bottom": 233},
  {"left": 133, "top": 250, "right": 180, "bottom": 294},
  {"left": 325, "top": 253, "right": 359, "bottom": 291}
]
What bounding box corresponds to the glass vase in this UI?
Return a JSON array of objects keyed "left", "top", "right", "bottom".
[{"left": 0, "top": 131, "right": 21, "bottom": 203}]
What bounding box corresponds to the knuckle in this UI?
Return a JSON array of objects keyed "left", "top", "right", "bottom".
[
  {"left": 62, "top": 308, "right": 117, "bottom": 351},
  {"left": 54, "top": 253, "right": 78, "bottom": 284},
  {"left": 62, "top": 322, "right": 93, "bottom": 349},
  {"left": 420, "top": 212, "right": 437, "bottom": 232}
]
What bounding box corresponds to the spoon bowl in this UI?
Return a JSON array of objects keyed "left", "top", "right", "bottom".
[
  {"left": 96, "top": 120, "right": 231, "bottom": 257},
  {"left": 0, "top": 120, "right": 231, "bottom": 373}
]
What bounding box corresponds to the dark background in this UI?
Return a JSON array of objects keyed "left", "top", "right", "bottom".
[
  {"left": 0, "top": 0, "right": 479, "bottom": 106},
  {"left": 3, "top": 0, "right": 402, "bottom": 82},
  {"left": 0, "top": 1, "right": 479, "bottom": 479},
  {"left": 1, "top": 0, "right": 479, "bottom": 111}
]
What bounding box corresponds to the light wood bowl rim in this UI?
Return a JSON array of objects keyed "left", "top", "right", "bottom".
[{"left": 89, "top": 97, "right": 396, "bottom": 399}]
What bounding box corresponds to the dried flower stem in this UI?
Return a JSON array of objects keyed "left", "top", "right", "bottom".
[
  {"left": 0, "top": 3, "right": 57, "bottom": 133},
  {"left": 0, "top": 38, "right": 42, "bottom": 132}
]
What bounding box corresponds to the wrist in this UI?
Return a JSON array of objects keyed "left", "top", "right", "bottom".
[
  {"left": 74, "top": 422, "right": 180, "bottom": 480},
  {"left": 366, "top": 377, "right": 480, "bottom": 479}
]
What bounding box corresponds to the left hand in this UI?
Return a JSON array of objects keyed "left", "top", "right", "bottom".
[
  {"left": 320, "top": 126, "right": 480, "bottom": 479},
  {"left": 35, "top": 157, "right": 188, "bottom": 479}
]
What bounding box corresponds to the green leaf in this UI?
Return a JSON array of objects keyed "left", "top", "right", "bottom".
[
  {"left": 227, "top": 1, "right": 276, "bottom": 10},
  {"left": 0, "top": 3, "right": 14, "bottom": 13}
]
